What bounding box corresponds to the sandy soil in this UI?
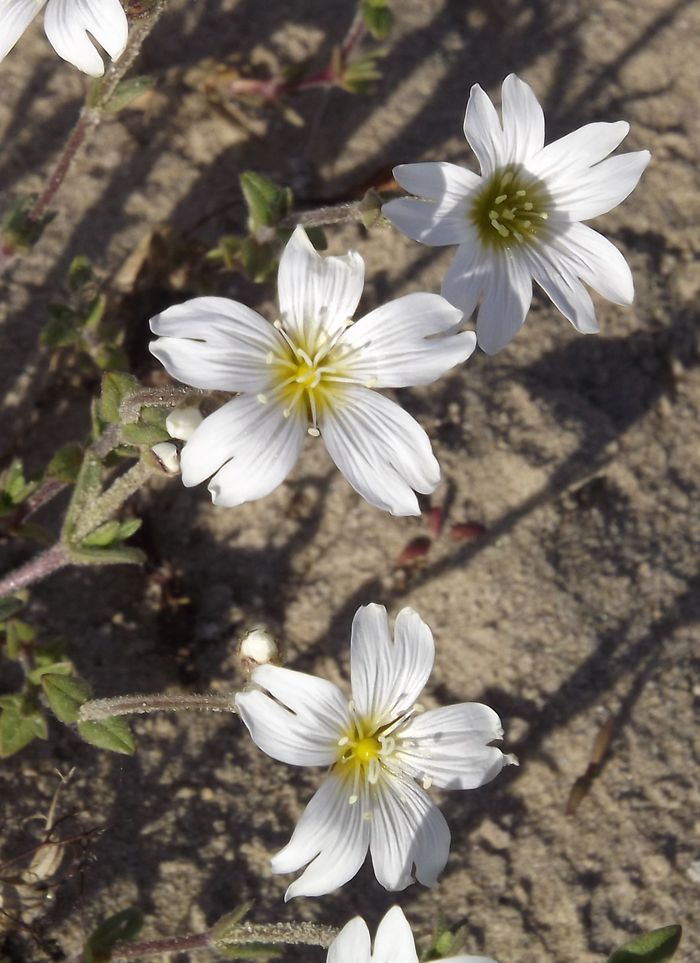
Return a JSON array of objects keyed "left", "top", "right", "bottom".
[{"left": 1, "top": 0, "right": 700, "bottom": 961}]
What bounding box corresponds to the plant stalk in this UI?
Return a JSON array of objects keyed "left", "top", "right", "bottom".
[{"left": 78, "top": 692, "right": 238, "bottom": 722}]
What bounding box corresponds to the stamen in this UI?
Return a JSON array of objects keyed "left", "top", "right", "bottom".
[
  {"left": 348, "top": 794, "right": 359, "bottom": 805},
  {"left": 256, "top": 393, "right": 268, "bottom": 404},
  {"left": 422, "top": 775, "right": 433, "bottom": 790},
  {"left": 307, "top": 426, "right": 321, "bottom": 437},
  {"left": 337, "top": 736, "right": 350, "bottom": 746},
  {"left": 494, "top": 194, "right": 508, "bottom": 204}
]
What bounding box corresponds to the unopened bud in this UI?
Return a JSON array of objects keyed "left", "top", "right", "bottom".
[
  {"left": 166, "top": 406, "right": 203, "bottom": 441},
  {"left": 238, "top": 626, "right": 280, "bottom": 672},
  {"left": 151, "top": 442, "right": 180, "bottom": 474}
]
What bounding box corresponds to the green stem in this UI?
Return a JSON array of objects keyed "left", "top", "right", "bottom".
[{"left": 72, "top": 456, "right": 155, "bottom": 542}]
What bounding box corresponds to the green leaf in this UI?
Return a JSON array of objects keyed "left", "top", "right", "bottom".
[
  {"left": 83, "top": 293, "right": 106, "bottom": 332},
  {"left": 0, "top": 596, "right": 24, "bottom": 623},
  {"left": 62, "top": 450, "right": 104, "bottom": 541},
  {"left": 0, "top": 697, "right": 48, "bottom": 758},
  {"left": 1, "top": 458, "right": 36, "bottom": 505},
  {"left": 42, "top": 674, "right": 91, "bottom": 724},
  {"left": 239, "top": 238, "right": 277, "bottom": 283},
  {"left": 100, "top": 372, "right": 140, "bottom": 424},
  {"left": 607, "top": 926, "right": 682, "bottom": 963},
  {"left": 117, "top": 518, "right": 142, "bottom": 541},
  {"left": 78, "top": 716, "right": 136, "bottom": 755},
  {"left": 211, "top": 903, "right": 254, "bottom": 941},
  {"left": 47, "top": 443, "right": 84, "bottom": 483},
  {"left": 102, "top": 75, "right": 155, "bottom": 114},
  {"left": 82, "top": 519, "right": 122, "bottom": 547},
  {"left": 83, "top": 908, "right": 144, "bottom": 962},
  {"left": 5, "top": 619, "right": 36, "bottom": 658},
  {"left": 240, "top": 172, "right": 292, "bottom": 231},
  {"left": 120, "top": 421, "right": 170, "bottom": 446},
  {"left": 68, "top": 543, "right": 146, "bottom": 567},
  {"left": 27, "top": 659, "right": 73, "bottom": 685},
  {"left": 217, "top": 944, "right": 280, "bottom": 960},
  {"left": 361, "top": 0, "right": 394, "bottom": 39},
  {"left": 68, "top": 255, "right": 95, "bottom": 293},
  {"left": 41, "top": 305, "right": 81, "bottom": 348},
  {"left": 1, "top": 194, "right": 56, "bottom": 254}
]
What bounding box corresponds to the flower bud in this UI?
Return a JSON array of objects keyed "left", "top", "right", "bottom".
[
  {"left": 151, "top": 442, "right": 180, "bottom": 474},
  {"left": 238, "top": 625, "right": 280, "bottom": 673},
  {"left": 166, "top": 406, "right": 203, "bottom": 441}
]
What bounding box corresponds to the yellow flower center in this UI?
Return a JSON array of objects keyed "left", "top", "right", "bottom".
[
  {"left": 353, "top": 735, "right": 381, "bottom": 764},
  {"left": 262, "top": 320, "right": 367, "bottom": 434},
  {"left": 470, "top": 165, "right": 551, "bottom": 250}
]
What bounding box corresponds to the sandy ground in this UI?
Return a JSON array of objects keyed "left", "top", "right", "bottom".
[{"left": 1, "top": 0, "right": 700, "bottom": 961}]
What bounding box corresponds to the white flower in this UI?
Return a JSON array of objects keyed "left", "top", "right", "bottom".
[
  {"left": 0, "top": 0, "right": 128, "bottom": 77},
  {"left": 235, "top": 603, "right": 512, "bottom": 899},
  {"left": 149, "top": 227, "right": 475, "bottom": 516},
  {"left": 383, "top": 73, "right": 651, "bottom": 354},
  {"left": 328, "top": 906, "right": 496, "bottom": 963}
]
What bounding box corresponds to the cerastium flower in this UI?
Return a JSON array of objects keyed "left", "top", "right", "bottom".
[
  {"left": 328, "top": 906, "right": 496, "bottom": 963},
  {"left": 0, "top": 0, "right": 128, "bottom": 76},
  {"left": 235, "top": 603, "right": 513, "bottom": 899},
  {"left": 150, "top": 226, "right": 475, "bottom": 515},
  {"left": 383, "top": 73, "right": 651, "bottom": 353}
]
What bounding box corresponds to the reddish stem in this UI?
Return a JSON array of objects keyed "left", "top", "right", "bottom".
[
  {"left": 28, "top": 110, "right": 98, "bottom": 224},
  {"left": 0, "top": 543, "right": 69, "bottom": 597}
]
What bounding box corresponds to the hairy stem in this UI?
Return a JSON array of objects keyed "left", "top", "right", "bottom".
[
  {"left": 280, "top": 200, "right": 364, "bottom": 229},
  {"left": 1, "top": 0, "right": 170, "bottom": 276},
  {"left": 70, "top": 921, "right": 337, "bottom": 962},
  {"left": 0, "top": 544, "right": 69, "bottom": 597},
  {"left": 79, "top": 692, "right": 238, "bottom": 722},
  {"left": 72, "top": 456, "right": 155, "bottom": 542}
]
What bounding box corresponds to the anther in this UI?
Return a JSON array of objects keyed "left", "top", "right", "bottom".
[
  {"left": 523, "top": 201, "right": 533, "bottom": 211},
  {"left": 500, "top": 171, "right": 514, "bottom": 187},
  {"left": 515, "top": 189, "right": 527, "bottom": 197},
  {"left": 337, "top": 736, "right": 350, "bottom": 746},
  {"left": 501, "top": 209, "right": 516, "bottom": 221},
  {"left": 256, "top": 393, "right": 268, "bottom": 404},
  {"left": 348, "top": 794, "right": 359, "bottom": 805},
  {"left": 422, "top": 775, "right": 433, "bottom": 790},
  {"left": 307, "top": 426, "right": 321, "bottom": 437},
  {"left": 265, "top": 352, "right": 274, "bottom": 365},
  {"left": 494, "top": 193, "right": 508, "bottom": 204},
  {"left": 494, "top": 223, "right": 510, "bottom": 237}
]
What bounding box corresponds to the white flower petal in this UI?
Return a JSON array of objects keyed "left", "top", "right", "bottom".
[
  {"left": 43, "top": 0, "right": 128, "bottom": 76},
  {"left": 553, "top": 221, "right": 634, "bottom": 304},
  {"left": 235, "top": 665, "right": 348, "bottom": 767},
  {"left": 399, "top": 704, "right": 506, "bottom": 790},
  {"left": 206, "top": 404, "right": 307, "bottom": 507},
  {"left": 441, "top": 243, "right": 491, "bottom": 321},
  {"left": 319, "top": 387, "right": 440, "bottom": 516},
  {"left": 382, "top": 197, "right": 472, "bottom": 247},
  {"left": 500, "top": 73, "right": 545, "bottom": 163},
  {"left": 179, "top": 394, "right": 305, "bottom": 505},
  {"left": 392, "top": 162, "right": 481, "bottom": 202},
  {"left": 342, "top": 293, "right": 474, "bottom": 388},
  {"left": 277, "top": 226, "right": 365, "bottom": 347},
  {"left": 369, "top": 772, "right": 450, "bottom": 890},
  {"left": 271, "top": 773, "right": 370, "bottom": 899},
  {"left": 0, "top": 0, "right": 43, "bottom": 63},
  {"left": 524, "top": 244, "right": 599, "bottom": 333},
  {"left": 463, "top": 83, "right": 505, "bottom": 177},
  {"left": 475, "top": 251, "right": 533, "bottom": 354},
  {"left": 527, "top": 120, "right": 630, "bottom": 183},
  {"left": 149, "top": 297, "right": 278, "bottom": 393},
  {"left": 372, "top": 907, "right": 419, "bottom": 963},
  {"left": 548, "top": 149, "right": 651, "bottom": 220},
  {"left": 351, "top": 605, "right": 435, "bottom": 722},
  {"left": 327, "top": 918, "right": 372, "bottom": 963}
]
